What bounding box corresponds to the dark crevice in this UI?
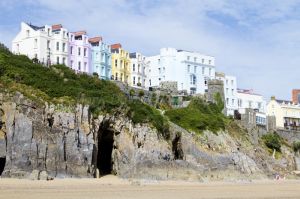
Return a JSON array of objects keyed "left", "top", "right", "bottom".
[
  {"left": 172, "top": 133, "right": 184, "bottom": 160},
  {"left": 47, "top": 115, "right": 54, "bottom": 128},
  {"left": 95, "top": 120, "right": 115, "bottom": 177},
  {"left": 0, "top": 157, "right": 6, "bottom": 176}
]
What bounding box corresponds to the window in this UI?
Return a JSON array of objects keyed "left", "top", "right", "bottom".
[
  {"left": 187, "top": 65, "right": 190, "bottom": 72},
  {"left": 78, "top": 61, "right": 81, "bottom": 70},
  {"left": 226, "top": 80, "right": 228, "bottom": 85},
  {"left": 84, "top": 62, "right": 87, "bottom": 71},
  {"left": 202, "top": 58, "right": 204, "bottom": 63},
  {"left": 232, "top": 99, "right": 234, "bottom": 106},
  {"left": 26, "top": 30, "right": 30, "bottom": 37},
  {"left": 63, "top": 57, "right": 66, "bottom": 65},
  {"left": 133, "top": 64, "right": 135, "bottom": 71},
  {"left": 133, "top": 76, "right": 136, "bottom": 85},
  {"left": 238, "top": 99, "right": 242, "bottom": 107},
  {"left": 248, "top": 101, "right": 252, "bottom": 108},
  {"left": 194, "top": 66, "right": 197, "bottom": 73},
  {"left": 47, "top": 29, "right": 50, "bottom": 36},
  {"left": 71, "top": 35, "right": 73, "bottom": 41},
  {"left": 226, "top": 88, "right": 229, "bottom": 94},
  {"left": 84, "top": 48, "right": 87, "bottom": 56},
  {"left": 63, "top": 31, "right": 66, "bottom": 38},
  {"left": 57, "top": 57, "right": 60, "bottom": 64},
  {"left": 56, "top": 42, "right": 59, "bottom": 51},
  {"left": 63, "top": 43, "right": 66, "bottom": 52},
  {"left": 187, "top": 56, "right": 190, "bottom": 61},
  {"left": 115, "top": 59, "right": 117, "bottom": 67},
  {"left": 138, "top": 77, "right": 141, "bottom": 84},
  {"left": 71, "top": 60, "right": 73, "bottom": 68},
  {"left": 158, "top": 68, "right": 161, "bottom": 74},
  {"left": 209, "top": 68, "right": 212, "bottom": 76},
  {"left": 149, "top": 79, "right": 152, "bottom": 86},
  {"left": 47, "top": 40, "right": 50, "bottom": 50},
  {"left": 34, "top": 39, "right": 37, "bottom": 48},
  {"left": 226, "top": 98, "right": 229, "bottom": 105},
  {"left": 70, "top": 46, "right": 73, "bottom": 54},
  {"left": 231, "top": 89, "right": 234, "bottom": 95},
  {"left": 258, "top": 102, "right": 262, "bottom": 109},
  {"left": 194, "top": 57, "right": 197, "bottom": 62},
  {"left": 209, "top": 60, "right": 212, "bottom": 65},
  {"left": 138, "top": 64, "right": 140, "bottom": 72},
  {"left": 158, "top": 59, "right": 160, "bottom": 63},
  {"left": 78, "top": 47, "right": 81, "bottom": 56},
  {"left": 231, "top": 80, "right": 234, "bottom": 86},
  {"left": 202, "top": 67, "right": 205, "bottom": 75}
]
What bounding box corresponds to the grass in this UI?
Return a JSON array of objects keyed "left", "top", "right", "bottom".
[{"left": 165, "top": 97, "right": 228, "bottom": 134}]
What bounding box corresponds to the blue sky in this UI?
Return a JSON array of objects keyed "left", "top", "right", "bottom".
[{"left": 1, "top": 0, "right": 300, "bottom": 100}]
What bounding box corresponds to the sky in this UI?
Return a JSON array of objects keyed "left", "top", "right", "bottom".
[{"left": 0, "top": 0, "right": 299, "bottom": 100}]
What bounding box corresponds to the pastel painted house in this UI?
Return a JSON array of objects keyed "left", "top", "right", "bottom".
[
  {"left": 68, "top": 31, "right": 91, "bottom": 73},
  {"left": 89, "top": 37, "right": 112, "bottom": 80},
  {"left": 111, "top": 43, "right": 131, "bottom": 85}
]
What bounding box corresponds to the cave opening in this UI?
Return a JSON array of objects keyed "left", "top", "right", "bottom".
[
  {"left": 97, "top": 127, "right": 114, "bottom": 176},
  {"left": 0, "top": 157, "right": 6, "bottom": 176},
  {"left": 172, "top": 134, "right": 184, "bottom": 160}
]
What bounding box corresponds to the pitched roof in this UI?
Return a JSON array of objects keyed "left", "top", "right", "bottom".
[
  {"left": 88, "top": 37, "right": 102, "bottom": 43},
  {"left": 74, "top": 31, "right": 87, "bottom": 36},
  {"left": 52, "top": 24, "right": 63, "bottom": 31},
  {"left": 27, "top": 23, "right": 44, "bottom": 31},
  {"left": 111, "top": 43, "right": 122, "bottom": 49}
]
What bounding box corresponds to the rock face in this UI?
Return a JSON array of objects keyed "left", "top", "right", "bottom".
[{"left": 0, "top": 91, "right": 297, "bottom": 180}]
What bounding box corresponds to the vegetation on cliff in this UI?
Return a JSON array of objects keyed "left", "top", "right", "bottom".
[
  {"left": 165, "top": 96, "right": 227, "bottom": 134},
  {"left": 262, "top": 132, "right": 282, "bottom": 152}
]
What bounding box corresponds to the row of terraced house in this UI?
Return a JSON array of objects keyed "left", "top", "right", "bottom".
[{"left": 11, "top": 22, "right": 268, "bottom": 124}]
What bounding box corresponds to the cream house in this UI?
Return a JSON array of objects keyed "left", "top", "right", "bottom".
[{"left": 267, "top": 96, "right": 300, "bottom": 129}]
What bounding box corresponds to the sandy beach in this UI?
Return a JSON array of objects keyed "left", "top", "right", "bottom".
[{"left": 0, "top": 176, "right": 299, "bottom": 199}]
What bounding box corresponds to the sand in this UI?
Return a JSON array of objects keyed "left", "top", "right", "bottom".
[{"left": 0, "top": 175, "right": 300, "bottom": 199}]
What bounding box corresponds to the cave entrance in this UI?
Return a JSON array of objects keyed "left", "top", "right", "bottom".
[
  {"left": 172, "top": 134, "right": 184, "bottom": 160},
  {"left": 0, "top": 157, "right": 5, "bottom": 176},
  {"left": 97, "top": 128, "right": 114, "bottom": 176}
]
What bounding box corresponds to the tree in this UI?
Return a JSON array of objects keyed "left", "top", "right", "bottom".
[
  {"left": 129, "top": 89, "right": 135, "bottom": 99},
  {"left": 138, "top": 90, "right": 145, "bottom": 100}
]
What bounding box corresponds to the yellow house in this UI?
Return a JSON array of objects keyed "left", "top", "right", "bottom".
[
  {"left": 111, "top": 43, "right": 131, "bottom": 85},
  {"left": 267, "top": 96, "right": 300, "bottom": 129}
]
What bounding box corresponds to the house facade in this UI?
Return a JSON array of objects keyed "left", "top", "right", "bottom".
[
  {"left": 267, "top": 96, "right": 300, "bottom": 129},
  {"left": 68, "top": 31, "right": 91, "bottom": 73},
  {"left": 89, "top": 37, "right": 111, "bottom": 79},
  {"left": 129, "top": 52, "right": 149, "bottom": 88},
  {"left": 12, "top": 22, "right": 69, "bottom": 66},
  {"left": 146, "top": 48, "right": 215, "bottom": 94},
  {"left": 237, "top": 89, "right": 267, "bottom": 125},
  {"left": 111, "top": 43, "right": 131, "bottom": 85}
]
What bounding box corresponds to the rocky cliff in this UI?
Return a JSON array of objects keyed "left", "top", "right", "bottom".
[{"left": 0, "top": 91, "right": 297, "bottom": 181}]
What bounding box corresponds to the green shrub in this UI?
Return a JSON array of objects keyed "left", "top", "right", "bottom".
[
  {"left": 127, "top": 99, "right": 170, "bottom": 139},
  {"left": 262, "top": 132, "right": 281, "bottom": 152},
  {"left": 165, "top": 97, "right": 227, "bottom": 134},
  {"left": 293, "top": 141, "right": 300, "bottom": 153}
]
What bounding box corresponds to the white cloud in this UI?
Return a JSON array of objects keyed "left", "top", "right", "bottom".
[{"left": 1, "top": 0, "right": 300, "bottom": 99}]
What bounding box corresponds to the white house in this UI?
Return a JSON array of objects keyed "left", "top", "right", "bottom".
[
  {"left": 129, "top": 52, "right": 149, "bottom": 88},
  {"left": 146, "top": 48, "right": 215, "bottom": 94},
  {"left": 12, "top": 22, "right": 69, "bottom": 66},
  {"left": 215, "top": 72, "right": 238, "bottom": 116},
  {"left": 237, "top": 89, "right": 266, "bottom": 114},
  {"left": 267, "top": 97, "right": 300, "bottom": 129}
]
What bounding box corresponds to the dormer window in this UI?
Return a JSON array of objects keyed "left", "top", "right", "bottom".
[{"left": 26, "top": 30, "right": 30, "bottom": 37}]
